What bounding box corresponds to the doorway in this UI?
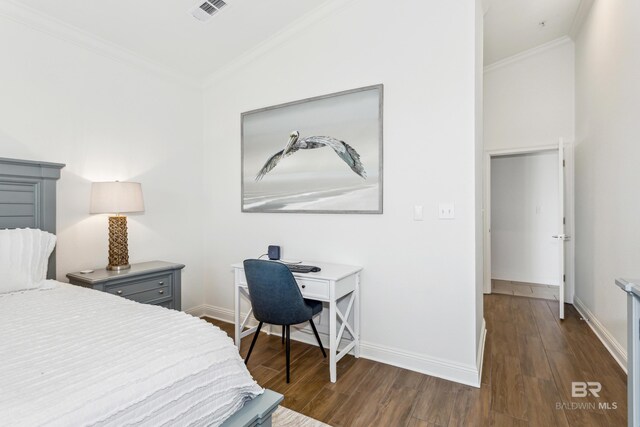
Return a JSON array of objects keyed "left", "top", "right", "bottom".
[{"left": 483, "top": 142, "right": 575, "bottom": 319}]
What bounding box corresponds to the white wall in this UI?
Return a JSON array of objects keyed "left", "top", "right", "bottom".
[
  {"left": 0, "top": 17, "right": 205, "bottom": 310},
  {"left": 574, "top": 0, "right": 640, "bottom": 361},
  {"left": 203, "top": 0, "right": 484, "bottom": 385},
  {"left": 491, "top": 152, "right": 560, "bottom": 285},
  {"left": 484, "top": 39, "right": 575, "bottom": 151}
]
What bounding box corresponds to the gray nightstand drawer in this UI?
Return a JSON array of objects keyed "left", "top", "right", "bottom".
[
  {"left": 117, "top": 285, "right": 170, "bottom": 304},
  {"left": 105, "top": 274, "right": 172, "bottom": 298}
]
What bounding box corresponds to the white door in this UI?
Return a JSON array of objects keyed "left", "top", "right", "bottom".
[{"left": 553, "top": 139, "right": 567, "bottom": 319}]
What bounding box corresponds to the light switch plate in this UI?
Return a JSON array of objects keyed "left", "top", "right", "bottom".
[
  {"left": 439, "top": 203, "right": 455, "bottom": 219},
  {"left": 414, "top": 205, "right": 424, "bottom": 221}
]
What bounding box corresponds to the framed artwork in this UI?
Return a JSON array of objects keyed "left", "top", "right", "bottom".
[{"left": 241, "top": 84, "right": 383, "bottom": 214}]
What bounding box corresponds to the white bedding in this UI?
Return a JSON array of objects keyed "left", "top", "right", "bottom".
[{"left": 0, "top": 282, "right": 263, "bottom": 427}]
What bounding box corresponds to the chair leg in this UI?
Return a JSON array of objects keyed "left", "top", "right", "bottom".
[
  {"left": 282, "top": 325, "right": 285, "bottom": 345},
  {"left": 244, "top": 321, "right": 263, "bottom": 365},
  {"left": 309, "top": 318, "right": 326, "bottom": 358},
  {"left": 285, "top": 325, "right": 291, "bottom": 383}
]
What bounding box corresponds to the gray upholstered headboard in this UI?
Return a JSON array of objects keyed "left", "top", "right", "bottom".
[{"left": 0, "top": 157, "right": 65, "bottom": 279}]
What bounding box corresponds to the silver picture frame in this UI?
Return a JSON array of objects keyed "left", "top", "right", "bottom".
[{"left": 241, "top": 84, "right": 383, "bottom": 214}]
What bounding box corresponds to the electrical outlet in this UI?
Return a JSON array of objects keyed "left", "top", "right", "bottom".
[{"left": 439, "top": 203, "right": 455, "bottom": 219}]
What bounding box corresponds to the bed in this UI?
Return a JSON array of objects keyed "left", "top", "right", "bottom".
[{"left": 0, "top": 158, "right": 282, "bottom": 427}]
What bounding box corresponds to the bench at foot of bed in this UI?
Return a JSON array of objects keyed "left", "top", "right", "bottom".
[{"left": 222, "top": 389, "right": 283, "bottom": 427}]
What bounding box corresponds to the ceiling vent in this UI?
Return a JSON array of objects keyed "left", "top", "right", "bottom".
[{"left": 191, "top": 0, "right": 228, "bottom": 22}]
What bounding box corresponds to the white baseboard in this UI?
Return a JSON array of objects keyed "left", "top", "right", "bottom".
[
  {"left": 358, "top": 341, "right": 480, "bottom": 388},
  {"left": 199, "top": 304, "right": 240, "bottom": 323},
  {"left": 491, "top": 275, "right": 559, "bottom": 287},
  {"left": 184, "top": 305, "right": 207, "bottom": 318},
  {"left": 198, "top": 304, "right": 482, "bottom": 387},
  {"left": 573, "top": 296, "right": 627, "bottom": 373}
]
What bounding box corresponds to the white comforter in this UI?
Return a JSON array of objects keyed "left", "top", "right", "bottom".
[{"left": 0, "top": 282, "right": 263, "bottom": 427}]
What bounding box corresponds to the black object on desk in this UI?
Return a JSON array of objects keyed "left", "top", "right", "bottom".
[
  {"left": 286, "top": 264, "right": 321, "bottom": 273},
  {"left": 268, "top": 245, "right": 281, "bottom": 260}
]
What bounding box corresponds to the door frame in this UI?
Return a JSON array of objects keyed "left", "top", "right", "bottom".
[{"left": 483, "top": 142, "right": 575, "bottom": 304}]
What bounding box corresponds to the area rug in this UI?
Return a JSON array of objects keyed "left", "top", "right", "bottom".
[{"left": 272, "top": 406, "right": 331, "bottom": 427}]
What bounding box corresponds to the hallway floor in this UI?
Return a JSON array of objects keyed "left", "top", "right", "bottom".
[
  {"left": 482, "top": 294, "right": 626, "bottom": 426},
  {"left": 207, "top": 294, "right": 627, "bottom": 426}
]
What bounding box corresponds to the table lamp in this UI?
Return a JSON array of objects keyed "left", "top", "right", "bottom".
[{"left": 90, "top": 181, "right": 144, "bottom": 271}]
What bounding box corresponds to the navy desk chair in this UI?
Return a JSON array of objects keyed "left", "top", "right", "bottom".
[{"left": 243, "top": 259, "right": 326, "bottom": 383}]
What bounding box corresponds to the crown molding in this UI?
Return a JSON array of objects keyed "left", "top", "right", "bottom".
[
  {"left": 483, "top": 36, "right": 573, "bottom": 74},
  {"left": 569, "top": 0, "right": 595, "bottom": 40},
  {"left": 0, "top": 0, "right": 358, "bottom": 90},
  {"left": 203, "top": 0, "right": 357, "bottom": 89},
  {"left": 0, "top": 0, "right": 199, "bottom": 90}
]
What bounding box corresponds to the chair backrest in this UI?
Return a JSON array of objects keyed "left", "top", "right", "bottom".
[{"left": 243, "top": 259, "right": 310, "bottom": 325}]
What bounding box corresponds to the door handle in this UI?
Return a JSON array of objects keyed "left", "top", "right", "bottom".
[{"left": 552, "top": 234, "right": 571, "bottom": 241}]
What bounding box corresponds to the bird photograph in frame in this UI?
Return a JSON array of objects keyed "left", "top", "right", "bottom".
[{"left": 241, "top": 85, "right": 383, "bottom": 214}]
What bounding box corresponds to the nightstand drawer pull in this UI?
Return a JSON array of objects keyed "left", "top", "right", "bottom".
[
  {"left": 159, "top": 290, "right": 164, "bottom": 295},
  {"left": 117, "top": 290, "right": 123, "bottom": 295},
  {"left": 301, "top": 284, "right": 306, "bottom": 289},
  {"left": 158, "top": 281, "right": 164, "bottom": 285}
]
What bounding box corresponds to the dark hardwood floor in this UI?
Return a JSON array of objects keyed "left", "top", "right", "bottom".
[{"left": 206, "top": 294, "right": 627, "bottom": 426}]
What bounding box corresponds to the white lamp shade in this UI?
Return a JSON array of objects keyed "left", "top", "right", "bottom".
[{"left": 90, "top": 182, "right": 145, "bottom": 214}]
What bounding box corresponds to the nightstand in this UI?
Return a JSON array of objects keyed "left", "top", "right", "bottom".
[{"left": 67, "top": 261, "right": 185, "bottom": 310}]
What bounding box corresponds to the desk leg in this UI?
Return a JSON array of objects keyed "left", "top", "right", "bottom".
[
  {"left": 329, "top": 298, "right": 337, "bottom": 383},
  {"left": 234, "top": 281, "right": 241, "bottom": 349},
  {"left": 354, "top": 272, "right": 361, "bottom": 358}
]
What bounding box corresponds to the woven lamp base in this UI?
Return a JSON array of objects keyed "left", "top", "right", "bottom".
[{"left": 107, "top": 215, "right": 130, "bottom": 271}]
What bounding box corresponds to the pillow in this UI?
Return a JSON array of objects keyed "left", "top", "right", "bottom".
[{"left": 0, "top": 228, "right": 57, "bottom": 293}]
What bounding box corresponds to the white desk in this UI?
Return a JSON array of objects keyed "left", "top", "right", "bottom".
[{"left": 232, "top": 261, "right": 362, "bottom": 383}]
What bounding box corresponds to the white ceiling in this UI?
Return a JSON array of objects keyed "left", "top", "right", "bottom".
[
  {"left": 10, "top": 0, "right": 586, "bottom": 78},
  {"left": 484, "top": 0, "right": 583, "bottom": 65},
  {"left": 14, "top": 0, "right": 332, "bottom": 81}
]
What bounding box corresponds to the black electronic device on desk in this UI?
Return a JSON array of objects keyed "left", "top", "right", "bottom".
[
  {"left": 268, "top": 245, "right": 281, "bottom": 260},
  {"left": 286, "top": 264, "right": 321, "bottom": 274}
]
